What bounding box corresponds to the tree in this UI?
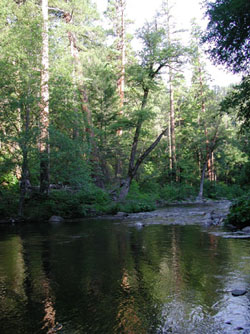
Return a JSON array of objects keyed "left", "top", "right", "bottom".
[
  {"left": 0, "top": 0, "right": 42, "bottom": 215},
  {"left": 220, "top": 76, "right": 250, "bottom": 131},
  {"left": 107, "top": 0, "right": 126, "bottom": 131},
  {"left": 39, "top": 0, "right": 50, "bottom": 194},
  {"left": 157, "top": 0, "right": 186, "bottom": 179},
  {"left": 203, "top": 0, "right": 250, "bottom": 137},
  {"left": 118, "top": 20, "right": 184, "bottom": 200},
  {"left": 202, "top": 0, "right": 250, "bottom": 74}
]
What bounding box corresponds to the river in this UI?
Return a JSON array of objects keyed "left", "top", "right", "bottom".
[{"left": 0, "top": 204, "right": 250, "bottom": 333}]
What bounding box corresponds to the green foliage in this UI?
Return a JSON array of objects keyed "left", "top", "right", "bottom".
[
  {"left": 160, "top": 183, "right": 197, "bottom": 202},
  {"left": 225, "top": 194, "right": 250, "bottom": 229},
  {"left": 113, "top": 181, "right": 157, "bottom": 213},
  {"left": 203, "top": 0, "right": 250, "bottom": 73},
  {"left": 203, "top": 181, "right": 245, "bottom": 199},
  {"left": 221, "top": 75, "right": 250, "bottom": 131},
  {"left": 24, "top": 186, "right": 110, "bottom": 220},
  {"left": 0, "top": 186, "right": 19, "bottom": 217}
]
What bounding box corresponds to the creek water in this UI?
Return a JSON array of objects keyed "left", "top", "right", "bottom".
[{"left": 0, "top": 213, "right": 250, "bottom": 334}]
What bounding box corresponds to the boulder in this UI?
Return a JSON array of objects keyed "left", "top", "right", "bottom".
[
  {"left": 242, "top": 226, "right": 250, "bottom": 233},
  {"left": 231, "top": 289, "right": 247, "bottom": 297},
  {"left": 49, "top": 215, "right": 64, "bottom": 223}
]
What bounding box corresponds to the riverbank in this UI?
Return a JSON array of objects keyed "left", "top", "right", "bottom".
[
  {"left": 0, "top": 198, "right": 230, "bottom": 225},
  {"left": 101, "top": 199, "right": 232, "bottom": 227}
]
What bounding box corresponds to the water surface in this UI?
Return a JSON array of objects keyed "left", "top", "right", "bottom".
[{"left": 0, "top": 217, "right": 249, "bottom": 333}]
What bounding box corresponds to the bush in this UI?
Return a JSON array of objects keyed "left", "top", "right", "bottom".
[
  {"left": 118, "top": 181, "right": 157, "bottom": 213},
  {"left": 24, "top": 185, "right": 111, "bottom": 220},
  {"left": 204, "top": 181, "right": 245, "bottom": 199},
  {"left": 160, "top": 183, "right": 197, "bottom": 202},
  {"left": 225, "top": 194, "right": 250, "bottom": 229},
  {"left": 0, "top": 186, "right": 19, "bottom": 217}
]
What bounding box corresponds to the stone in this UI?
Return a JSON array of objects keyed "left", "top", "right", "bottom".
[
  {"left": 116, "top": 212, "right": 128, "bottom": 217},
  {"left": 49, "top": 215, "right": 64, "bottom": 223},
  {"left": 232, "top": 289, "right": 247, "bottom": 297},
  {"left": 135, "top": 222, "right": 145, "bottom": 228},
  {"left": 242, "top": 226, "right": 250, "bottom": 233}
]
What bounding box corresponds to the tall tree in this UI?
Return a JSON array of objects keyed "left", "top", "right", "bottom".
[
  {"left": 157, "top": 0, "right": 186, "bottom": 179},
  {"left": 39, "top": 0, "right": 50, "bottom": 194},
  {"left": 105, "top": 0, "right": 127, "bottom": 128},
  {"left": 118, "top": 21, "right": 184, "bottom": 200},
  {"left": 116, "top": 0, "right": 126, "bottom": 133},
  {"left": 49, "top": 0, "right": 105, "bottom": 186},
  {"left": 190, "top": 23, "right": 210, "bottom": 198},
  {"left": 0, "top": 0, "right": 41, "bottom": 215}
]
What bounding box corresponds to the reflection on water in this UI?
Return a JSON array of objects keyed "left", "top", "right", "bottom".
[{"left": 0, "top": 220, "right": 249, "bottom": 334}]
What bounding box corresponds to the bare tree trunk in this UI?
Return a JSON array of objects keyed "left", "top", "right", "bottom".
[
  {"left": 18, "top": 106, "right": 30, "bottom": 217},
  {"left": 197, "top": 124, "right": 219, "bottom": 200},
  {"left": 197, "top": 160, "right": 207, "bottom": 201},
  {"left": 40, "top": 0, "right": 50, "bottom": 195},
  {"left": 198, "top": 62, "right": 212, "bottom": 183},
  {"left": 169, "top": 68, "right": 176, "bottom": 178},
  {"left": 168, "top": 114, "right": 172, "bottom": 170}
]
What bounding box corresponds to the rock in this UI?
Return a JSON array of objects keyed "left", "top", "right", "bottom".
[
  {"left": 203, "top": 219, "right": 213, "bottom": 226},
  {"left": 116, "top": 212, "right": 128, "bottom": 217},
  {"left": 242, "top": 226, "right": 250, "bottom": 233},
  {"left": 232, "top": 289, "right": 247, "bottom": 297},
  {"left": 204, "top": 213, "right": 212, "bottom": 219},
  {"left": 49, "top": 215, "right": 64, "bottom": 223},
  {"left": 135, "top": 222, "right": 145, "bottom": 228}
]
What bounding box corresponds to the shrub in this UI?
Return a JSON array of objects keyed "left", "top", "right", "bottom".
[
  {"left": 204, "top": 181, "right": 245, "bottom": 200},
  {"left": 160, "top": 183, "right": 197, "bottom": 202},
  {"left": 119, "top": 180, "right": 157, "bottom": 213},
  {"left": 24, "top": 185, "right": 111, "bottom": 220},
  {"left": 0, "top": 186, "right": 19, "bottom": 217},
  {"left": 225, "top": 194, "right": 250, "bottom": 229}
]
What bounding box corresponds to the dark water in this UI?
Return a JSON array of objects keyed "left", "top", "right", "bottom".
[{"left": 0, "top": 218, "right": 250, "bottom": 334}]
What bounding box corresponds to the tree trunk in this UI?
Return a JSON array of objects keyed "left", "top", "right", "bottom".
[
  {"left": 18, "top": 109, "right": 30, "bottom": 217},
  {"left": 65, "top": 12, "right": 103, "bottom": 187},
  {"left": 197, "top": 160, "right": 207, "bottom": 201},
  {"left": 116, "top": 0, "right": 126, "bottom": 136},
  {"left": 40, "top": 0, "right": 50, "bottom": 195},
  {"left": 118, "top": 118, "right": 169, "bottom": 201},
  {"left": 118, "top": 177, "right": 132, "bottom": 201},
  {"left": 197, "top": 124, "right": 219, "bottom": 200},
  {"left": 169, "top": 69, "right": 177, "bottom": 180}
]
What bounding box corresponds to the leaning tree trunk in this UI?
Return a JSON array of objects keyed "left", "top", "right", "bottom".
[{"left": 39, "top": 0, "right": 50, "bottom": 195}]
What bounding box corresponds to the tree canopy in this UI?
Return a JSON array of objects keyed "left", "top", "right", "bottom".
[{"left": 202, "top": 0, "right": 250, "bottom": 74}]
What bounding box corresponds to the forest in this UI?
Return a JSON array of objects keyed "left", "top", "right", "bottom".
[{"left": 0, "top": 0, "right": 249, "bottom": 224}]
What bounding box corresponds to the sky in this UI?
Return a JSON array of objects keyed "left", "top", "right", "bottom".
[{"left": 96, "top": 0, "right": 241, "bottom": 87}]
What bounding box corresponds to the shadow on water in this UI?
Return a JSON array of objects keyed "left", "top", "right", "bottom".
[{"left": 0, "top": 216, "right": 249, "bottom": 334}]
